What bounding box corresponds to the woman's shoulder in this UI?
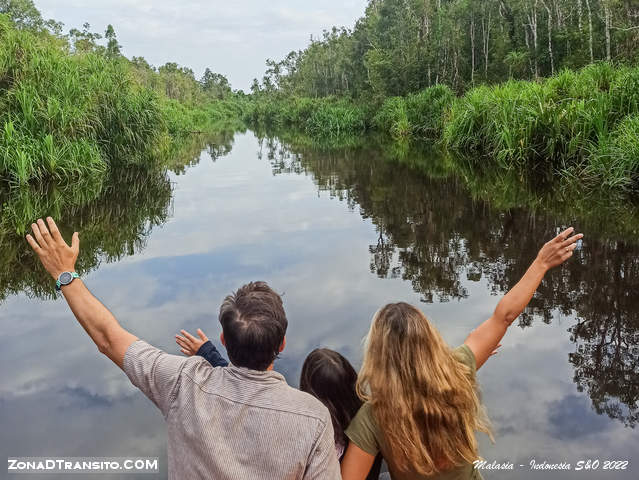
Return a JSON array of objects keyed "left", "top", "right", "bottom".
[
  {"left": 452, "top": 344, "right": 477, "bottom": 375},
  {"left": 351, "top": 401, "right": 376, "bottom": 426},
  {"left": 345, "top": 401, "right": 382, "bottom": 456}
]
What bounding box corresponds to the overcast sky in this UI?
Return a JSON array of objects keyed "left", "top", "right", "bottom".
[{"left": 35, "top": 0, "right": 368, "bottom": 92}]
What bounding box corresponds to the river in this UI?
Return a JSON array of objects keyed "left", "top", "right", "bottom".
[{"left": 1, "top": 130, "right": 638, "bottom": 479}]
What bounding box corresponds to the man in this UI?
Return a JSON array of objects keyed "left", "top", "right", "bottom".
[{"left": 26, "top": 217, "right": 340, "bottom": 480}]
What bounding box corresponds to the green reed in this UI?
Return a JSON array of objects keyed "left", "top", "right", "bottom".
[
  {"left": 0, "top": 15, "right": 246, "bottom": 186},
  {"left": 245, "top": 96, "right": 367, "bottom": 137},
  {"left": 443, "top": 63, "right": 639, "bottom": 190}
]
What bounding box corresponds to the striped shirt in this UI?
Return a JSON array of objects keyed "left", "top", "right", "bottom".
[{"left": 123, "top": 340, "right": 340, "bottom": 480}]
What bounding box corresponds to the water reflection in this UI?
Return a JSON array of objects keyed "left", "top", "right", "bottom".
[
  {"left": 1, "top": 130, "right": 638, "bottom": 478},
  {"left": 0, "top": 168, "right": 173, "bottom": 301},
  {"left": 168, "top": 129, "right": 238, "bottom": 175},
  {"left": 0, "top": 130, "right": 239, "bottom": 302},
  {"left": 257, "top": 132, "right": 639, "bottom": 430}
]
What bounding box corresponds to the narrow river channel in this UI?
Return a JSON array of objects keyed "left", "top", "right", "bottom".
[{"left": 1, "top": 131, "right": 638, "bottom": 479}]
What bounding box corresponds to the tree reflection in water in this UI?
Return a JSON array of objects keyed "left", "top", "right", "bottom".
[
  {"left": 1, "top": 128, "right": 636, "bottom": 429},
  {"left": 0, "top": 130, "right": 238, "bottom": 301},
  {"left": 257, "top": 131, "right": 639, "bottom": 429}
]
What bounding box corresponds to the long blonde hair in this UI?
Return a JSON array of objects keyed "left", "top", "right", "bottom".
[{"left": 357, "top": 302, "right": 492, "bottom": 475}]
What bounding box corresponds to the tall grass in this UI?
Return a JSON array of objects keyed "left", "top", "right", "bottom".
[
  {"left": 373, "top": 85, "right": 454, "bottom": 139},
  {"left": 373, "top": 97, "right": 410, "bottom": 138},
  {"left": 0, "top": 15, "right": 246, "bottom": 185},
  {"left": 250, "top": 63, "right": 639, "bottom": 192},
  {"left": 245, "top": 96, "right": 367, "bottom": 137},
  {"left": 588, "top": 115, "right": 639, "bottom": 190},
  {"left": 443, "top": 63, "right": 639, "bottom": 174},
  {"left": 250, "top": 85, "right": 454, "bottom": 140},
  {"left": 305, "top": 101, "right": 366, "bottom": 137},
  {"left": 0, "top": 15, "right": 163, "bottom": 183},
  {"left": 160, "top": 98, "right": 246, "bottom": 137}
]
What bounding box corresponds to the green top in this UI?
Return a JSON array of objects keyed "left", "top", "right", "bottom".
[{"left": 345, "top": 344, "right": 483, "bottom": 480}]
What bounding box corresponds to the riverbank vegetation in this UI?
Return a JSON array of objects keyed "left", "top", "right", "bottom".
[
  {"left": 445, "top": 63, "right": 639, "bottom": 189},
  {"left": 246, "top": 0, "right": 639, "bottom": 193},
  {"left": 0, "top": 3, "right": 246, "bottom": 186},
  {"left": 245, "top": 97, "right": 368, "bottom": 137}
]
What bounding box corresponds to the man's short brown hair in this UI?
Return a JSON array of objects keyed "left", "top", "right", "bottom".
[{"left": 219, "top": 281, "right": 287, "bottom": 371}]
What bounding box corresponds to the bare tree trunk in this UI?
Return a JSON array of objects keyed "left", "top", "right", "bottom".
[
  {"left": 470, "top": 10, "right": 476, "bottom": 84},
  {"left": 585, "top": 0, "right": 594, "bottom": 62},
  {"left": 527, "top": 0, "right": 539, "bottom": 78},
  {"left": 555, "top": 0, "right": 564, "bottom": 29},
  {"left": 524, "top": 27, "right": 531, "bottom": 76},
  {"left": 454, "top": 47, "right": 459, "bottom": 88},
  {"left": 419, "top": 3, "right": 430, "bottom": 89},
  {"left": 542, "top": 0, "right": 555, "bottom": 75},
  {"left": 604, "top": 3, "right": 612, "bottom": 61},
  {"left": 498, "top": 0, "right": 516, "bottom": 44},
  {"left": 577, "top": 0, "right": 583, "bottom": 31},
  {"left": 436, "top": 0, "right": 442, "bottom": 85},
  {"left": 482, "top": 11, "right": 492, "bottom": 78}
]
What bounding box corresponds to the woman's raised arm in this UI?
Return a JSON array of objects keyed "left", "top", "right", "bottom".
[{"left": 464, "top": 227, "right": 583, "bottom": 370}]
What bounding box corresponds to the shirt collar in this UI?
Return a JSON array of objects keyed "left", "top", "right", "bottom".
[{"left": 225, "top": 364, "right": 287, "bottom": 384}]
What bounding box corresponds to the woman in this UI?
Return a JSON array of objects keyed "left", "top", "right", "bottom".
[{"left": 341, "top": 227, "right": 583, "bottom": 480}]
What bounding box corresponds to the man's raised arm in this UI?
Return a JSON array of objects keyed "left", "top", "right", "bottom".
[
  {"left": 26, "top": 217, "right": 138, "bottom": 369},
  {"left": 464, "top": 226, "right": 583, "bottom": 370}
]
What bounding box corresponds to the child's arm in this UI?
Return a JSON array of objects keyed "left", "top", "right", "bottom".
[{"left": 175, "top": 329, "right": 229, "bottom": 367}]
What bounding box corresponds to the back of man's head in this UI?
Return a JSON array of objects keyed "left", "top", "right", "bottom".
[{"left": 219, "top": 281, "right": 288, "bottom": 371}]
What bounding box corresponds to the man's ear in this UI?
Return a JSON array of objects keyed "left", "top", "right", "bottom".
[
  {"left": 279, "top": 336, "right": 286, "bottom": 353},
  {"left": 220, "top": 332, "right": 225, "bottom": 347}
]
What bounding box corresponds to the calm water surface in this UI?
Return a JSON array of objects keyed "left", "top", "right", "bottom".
[{"left": 1, "top": 131, "right": 638, "bottom": 479}]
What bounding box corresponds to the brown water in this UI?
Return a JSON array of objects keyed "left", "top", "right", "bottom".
[{"left": 1, "top": 130, "right": 638, "bottom": 478}]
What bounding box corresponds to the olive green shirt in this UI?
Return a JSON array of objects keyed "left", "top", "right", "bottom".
[{"left": 345, "top": 344, "right": 482, "bottom": 480}]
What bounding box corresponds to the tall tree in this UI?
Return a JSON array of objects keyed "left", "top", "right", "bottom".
[{"left": 105, "top": 24, "right": 121, "bottom": 58}]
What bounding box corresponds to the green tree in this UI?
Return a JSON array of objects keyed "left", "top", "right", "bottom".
[
  {"left": 0, "top": 0, "right": 42, "bottom": 29},
  {"left": 105, "top": 24, "right": 121, "bottom": 58},
  {"left": 257, "top": 0, "right": 639, "bottom": 98},
  {"left": 200, "top": 68, "right": 231, "bottom": 99},
  {"left": 0, "top": 0, "right": 62, "bottom": 33},
  {"left": 68, "top": 22, "right": 102, "bottom": 53}
]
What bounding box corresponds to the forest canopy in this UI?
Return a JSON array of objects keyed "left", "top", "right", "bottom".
[{"left": 254, "top": 0, "right": 639, "bottom": 98}]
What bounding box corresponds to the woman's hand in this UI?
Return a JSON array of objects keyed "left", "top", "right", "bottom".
[
  {"left": 26, "top": 217, "right": 79, "bottom": 280},
  {"left": 465, "top": 226, "right": 583, "bottom": 370},
  {"left": 175, "top": 329, "right": 208, "bottom": 356},
  {"left": 534, "top": 227, "right": 583, "bottom": 271}
]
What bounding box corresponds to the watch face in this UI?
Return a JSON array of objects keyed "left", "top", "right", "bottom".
[{"left": 59, "top": 272, "right": 73, "bottom": 285}]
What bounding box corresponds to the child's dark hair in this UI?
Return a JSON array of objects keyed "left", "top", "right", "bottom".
[{"left": 300, "top": 348, "right": 362, "bottom": 449}]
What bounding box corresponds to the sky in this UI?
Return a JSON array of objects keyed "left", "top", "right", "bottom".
[{"left": 35, "top": 0, "right": 368, "bottom": 92}]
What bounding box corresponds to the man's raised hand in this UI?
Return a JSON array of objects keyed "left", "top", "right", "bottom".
[{"left": 26, "top": 218, "right": 79, "bottom": 279}]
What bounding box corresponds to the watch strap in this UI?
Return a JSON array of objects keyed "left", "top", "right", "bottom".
[{"left": 56, "top": 272, "right": 79, "bottom": 292}]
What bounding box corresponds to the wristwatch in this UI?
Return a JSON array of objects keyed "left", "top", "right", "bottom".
[{"left": 56, "top": 271, "right": 79, "bottom": 291}]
